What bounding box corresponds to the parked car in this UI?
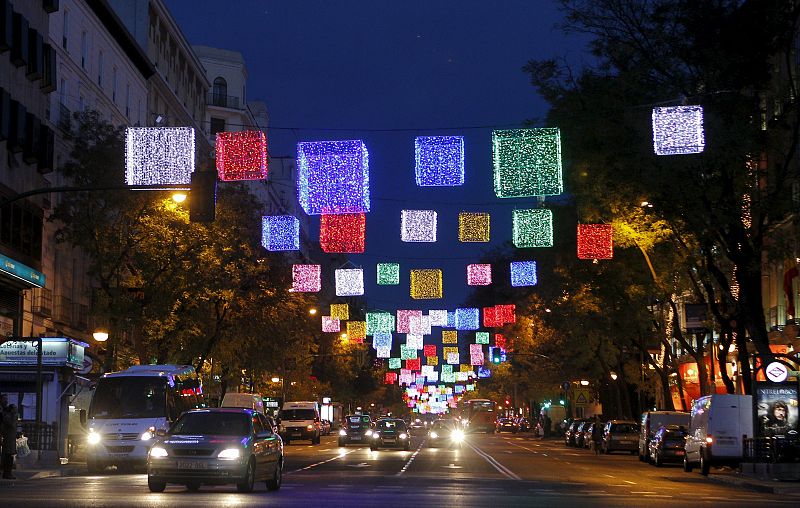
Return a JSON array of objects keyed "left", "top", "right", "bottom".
[
  {"left": 147, "top": 408, "right": 283, "bottom": 493},
  {"left": 648, "top": 425, "right": 688, "bottom": 466},
  {"left": 575, "top": 421, "right": 591, "bottom": 448},
  {"left": 496, "top": 417, "right": 519, "bottom": 434},
  {"left": 516, "top": 417, "right": 531, "bottom": 432},
  {"left": 602, "top": 420, "right": 640, "bottom": 454},
  {"left": 428, "top": 419, "right": 465, "bottom": 449},
  {"left": 371, "top": 418, "right": 411, "bottom": 451},
  {"left": 684, "top": 394, "right": 753, "bottom": 475},
  {"left": 338, "top": 414, "right": 373, "bottom": 446},
  {"left": 565, "top": 419, "right": 587, "bottom": 447},
  {"left": 320, "top": 419, "right": 332, "bottom": 436},
  {"left": 639, "top": 410, "right": 690, "bottom": 462}
]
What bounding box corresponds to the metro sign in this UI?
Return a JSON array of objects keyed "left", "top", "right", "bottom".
[{"left": 765, "top": 361, "right": 789, "bottom": 383}]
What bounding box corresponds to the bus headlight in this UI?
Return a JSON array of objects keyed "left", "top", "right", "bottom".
[
  {"left": 87, "top": 431, "right": 101, "bottom": 445},
  {"left": 452, "top": 430, "right": 465, "bottom": 443},
  {"left": 365, "top": 430, "right": 373, "bottom": 437},
  {"left": 140, "top": 426, "right": 156, "bottom": 441}
]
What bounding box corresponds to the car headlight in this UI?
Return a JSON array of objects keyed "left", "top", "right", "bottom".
[
  {"left": 87, "top": 431, "right": 101, "bottom": 445},
  {"left": 365, "top": 430, "right": 373, "bottom": 437},
  {"left": 452, "top": 430, "right": 465, "bottom": 442},
  {"left": 218, "top": 448, "right": 241, "bottom": 460},
  {"left": 339, "top": 429, "right": 347, "bottom": 436},
  {"left": 307, "top": 424, "right": 314, "bottom": 430},
  {"left": 430, "top": 431, "right": 439, "bottom": 439},
  {"left": 149, "top": 447, "right": 168, "bottom": 458},
  {"left": 399, "top": 433, "right": 408, "bottom": 440},
  {"left": 140, "top": 426, "right": 156, "bottom": 441}
]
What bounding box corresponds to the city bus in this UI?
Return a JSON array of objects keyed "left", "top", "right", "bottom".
[
  {"left": 84, "top": 364, "right": 203, "bottom": 473},
  {"left": 459, "top": 398, "right": 497, "bottom": 433}
]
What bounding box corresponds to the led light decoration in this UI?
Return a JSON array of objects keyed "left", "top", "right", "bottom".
[
  {"left": 389, "top": 358, "right": 402, "bottom": 369},
  {"left": 446, "top": 352, "right": 460, "bottom": 365},
  {"left": 373, "top": 332, "right": 392, "bottom": 349},
  {"left": 652, "top": 105, "right": 705, "bottom": 155},
  {"left": 495, "top": 334, "right": 507, "bottom": 349},
  {"left": 376, "top": 346, "right": 390, "bottom": 358},
  {"left": 397, "top": 310, "right": 422, "bottom": 334},
  {"left": 406, "top": 335, "right": 423, "bottom": 350},
  {"left": 401, "top": 210, "right": 437, "bottom": 242},
  {"left": 447, "top": 312, "right": 456, "bottom": 328},
  {"left": 215, "top": 130, "right": 267, "bottom": 181},
  {"left": 475, "top": 332, "right": 490, "bottom": 344},
  {"left": 414, "top": 135, "right": 465, "bottom": 187},
  {"left": 322, "top": 316, "right": 340, "bottom": 333},
  {"left": 330, "top": 303, "right": 349, "bottom": 320},
  {"left": 385, "top": 372, "right": 398, "bottom": 384},
  {"left": 492, "top": 128, "right": 562, "bottom": 198},
  {"left": 442, "top": 330, "right": 458, "bottom": 344},
  {"left": 422, "top": 365, "right": 435, "bottom": 376},
  {"left": 455, "top": 308, "right": 480, "bottom": 330},
  {"left": 408, "top": 315, "right": 431, "bottom": 336},
  {"left": 410, "top": 269, "right": 443, "bottom": 299},
  {"left": 335, "top": 268, "right": 364, "bottom": 296},
  {"left": 261, "top": 215, "right": 300, "bottom": 252},
  {"left": 406, "top": 358, "right": 421, "bottom": 371},
  {"left": 443, "top": 347, "right": 458, "bottom": 358},
  {"left": 347, "top": 321, "right": 367, "bottom": 341},
  {"left": 497, "top": 304, "right": 516, "bottom": 324},
  {"left": 513, "top": 208, "right": 553, "bottom": 248},
  {"left": 483, "top": 306, "right": 498, "bottom": 328},
  {"left": 458, "top": 212, "right": 490, "bottom": 243},
  {"left": 426, "top": 356, "right": 439, "bottom": 366},
  {"left": 125, "top": 127, "right": 195, "bottom": 186},
  {"left": 454, "top": 385, "right": 465, "bottom": 394},
  {"left": 424, "top": 345, "right": 437, "bottom": 357},
  {"left": 441, "top": 364, "right": 453, "bottom": 375},
  {"left": 470, "top": 354, "right": 484, "bottom": 366},
  {"left": 429, "top": 310, "right": 448, "bottom": 327},
  {"left": 400, "top": 344, "right": 418, "bottom": 360},
  {"left": 510, "top": 261, "right": 537, "bottom": 287},
  {"left": 467, "top": 264, "right": 492, "bottom": 286},
  {"left": 577, "top": 224, "right": 614, "bottom": 259},
  {"left": 469, "top": 344, "right": 483, "bottom": 356},
  {"left": 320, "top": 213, "right": 365, "bottom": 253},
  {"left": 376, "top": 262, "right": 400, "bottom": 285},
  {"left": 292, "top": 264, "right": 321, "bottom": 292},
  {"left": 296, "top": 139, "right": 370, "bottom": 215},
  {"left": 366, "top": 312, "right": 395, "bottom": 335}
]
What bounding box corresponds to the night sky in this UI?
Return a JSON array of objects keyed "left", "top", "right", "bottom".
[{"left": 164, "top": 0, "right": 589, "bottom": 313}]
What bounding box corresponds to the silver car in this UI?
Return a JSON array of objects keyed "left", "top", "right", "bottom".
[{"left": 147, "top": 408, "right": 283, "bottom": 493}]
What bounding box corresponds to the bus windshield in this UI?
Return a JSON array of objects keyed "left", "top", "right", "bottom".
[{"left": 89, "top": 377, "right": 167, "bottom": 419}]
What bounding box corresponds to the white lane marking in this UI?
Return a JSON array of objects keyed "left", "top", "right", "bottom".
[
  {"left": 623, "top": 480, "right": 636, "bottom": 484},
  {"left": 287, "top": 448, "right": 360, "bottom": 473},
  {"left": 466, "top": 442, "right": 521, "bottom": 480},
  {"left": 395, "top": 442, "right": 424, "bottom": 476},
  {"left": 603, "top": 474, "right": 615, "bottom": 478},
  {"left": 630, "top": 491, "right": 657, "bottom": 494}
]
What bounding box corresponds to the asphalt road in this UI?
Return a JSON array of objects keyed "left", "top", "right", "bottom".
[{"left": 2, "top": 432, "right": 799, "bottom": 507}]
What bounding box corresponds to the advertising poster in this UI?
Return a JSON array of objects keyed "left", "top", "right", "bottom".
[{"left": 755, "top": 382, "right": 799, "bottom": 438}]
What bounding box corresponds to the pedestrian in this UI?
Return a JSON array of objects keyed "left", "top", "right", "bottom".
[
  {"left": 2, "top": 402, "right": 18, "bottom": 479},
  {"left": 591, "top": 417, "right": 604, "bottom": 455}
]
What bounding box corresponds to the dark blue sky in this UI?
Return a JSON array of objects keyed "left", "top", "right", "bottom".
[{"left": 165, "top": 0, "right": 589, "bottom": 312}]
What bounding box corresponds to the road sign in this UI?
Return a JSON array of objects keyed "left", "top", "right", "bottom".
[
  {"left": 765, "top": 361, "right": 789, "bottom": 383},
  {"left": 574, "top": 389, "right": 590, "bottom": 406}
]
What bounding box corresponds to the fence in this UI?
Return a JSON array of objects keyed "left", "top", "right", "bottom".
[
  {"left": 19, "top": 422, "right": 58, "bottom": 451},
  {"left": 744, "top": 436, "right": 800, "bottom": 463}
]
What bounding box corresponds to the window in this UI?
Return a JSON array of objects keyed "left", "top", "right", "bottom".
[
  {"left": 112, "top": 66, "right": 117, "bottom": 102},
  {"left": 97, "top": 50, "right": 103, "bottom": 86},
  {"left": 212, "top": 76, "right": 227, "bottom": 106},
  {"left": 210, "top": 117, "right": 225, "bottom": 136},
  {"left": 80, "top": 30, "right": 87, "bottom": 69},
  {"left": 62, "top": 10, "right": 69, "bottom": 50}
]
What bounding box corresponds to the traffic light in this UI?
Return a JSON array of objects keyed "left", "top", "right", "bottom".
[
  {"left": 491, "top": 348, "right": 502, "bottom": 364},
  {"left": 190, "top": 170, "right": 217, "bottom": 222},
  {"left": 505, "top": 398, "right": 511, "bottom": 406}
]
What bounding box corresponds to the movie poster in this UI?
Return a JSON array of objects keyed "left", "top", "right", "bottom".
[{"left": 755, "top": 382, "right": 799, "bottom": 438}]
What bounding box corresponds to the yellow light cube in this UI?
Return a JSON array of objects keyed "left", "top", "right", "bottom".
[
  {"left": 442, "top": 330, "right": 458, "bottom": 344},
  {"left": 410, "top": 269, "right": 443, "bottom": 299},
  {"left": 347, "top": 321, "right": 366, "bottom": 341},
  {"left": 458, "top": 212, "right": 490, "bottom": 242},
  {"left": 330, "top": 303, "right": 349, "bottom": 320}
]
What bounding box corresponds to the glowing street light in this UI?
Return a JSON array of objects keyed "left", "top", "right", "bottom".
[
  {"left": 92, "top": 330, "right": 109, "bottom": 342},
  {"left": 172, "top": 192, "right": 188, "bottom": 203},
  {"left": 271, "top": 377, "right": 281, "bottom": 383},
  {"left": 308, "top": 308, "right": 318, "bottom": 316},
  {"left": 580, "top": 379, "right": 590, "bottom": 386}
]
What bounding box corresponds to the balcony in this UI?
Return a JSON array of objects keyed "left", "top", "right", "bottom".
[
  {"left": 207, "top": 93, "right": 240, "bottom": 110},
  {"left": 32, "top": 287, "right": 52, "bottom": 317},
  {"left": 53, "top": 295, "right": 72, "bottom": 324}
]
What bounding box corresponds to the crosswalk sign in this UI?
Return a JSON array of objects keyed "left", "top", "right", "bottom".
[{"left": 574, "top": 389, "right": 590, "bottom": 406}]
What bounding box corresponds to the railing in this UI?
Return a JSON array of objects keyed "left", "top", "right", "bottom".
[
  {"left": 53, "top": 295, "right": 73, "bottom": 324},
  {"left": 32, "top": 287, "right": 52, "bottom": 317},
  {"left": 744, "top": 436, "right": 800, "bottom": 463},
  {"left": 19, "top": 421, "right": 58, "bottom": 451},
  {"left": 207, "top": 93, "right": 240, "bottom": 109}
]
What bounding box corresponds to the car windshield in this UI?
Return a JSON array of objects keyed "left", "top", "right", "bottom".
[
  {"left": 611, "top": 424, "right": 638, "bottom": 433},
  {"left": 377, "top": 420, "right": 406, "bottom": 431},
  {"left": 348, "top": 415, "right": 370, "bottom": 425},
  {"left": 89, "top": 376, "right": 166, "bottom": 419},
  {"left": 171, "top": 412, "right": 250, "bottom": 436},
  {"left": 281, "top": 409, "right": 317, "bottom": 420},
  {"left": 432, "top": 421, "right": 452, "bottom": 430}
]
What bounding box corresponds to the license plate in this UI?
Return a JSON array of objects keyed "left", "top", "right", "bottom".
[
  {"left": 177, "top": 460, "right": 207, "bottom": 470},
  {"left": 674, "top": 450, "right": 685, "bottom": 455},
  {"left": 351, "top": 436, "right": 361, "bottom": 441},
  {"left": 384, "top": 438, "right": 396, "bottom": 443},
  {"left": 292, "top": 433, "right": 302, "bottom": 437},
  {"left": 619, "top": 441, "right": 632, "bottom": 445}
]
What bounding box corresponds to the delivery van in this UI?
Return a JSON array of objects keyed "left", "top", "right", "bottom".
[
  {"left": 279, "top": 401, "right": 321, "bottom": 444},
  {"left": 639, "top": 410, "right": 690, "bottom": 462},
  {"left": 684, "top": 394, "right": 753, "bottom": 475},
  {"left": 220, "top": 392, "right": 265, "bottom": 413}
]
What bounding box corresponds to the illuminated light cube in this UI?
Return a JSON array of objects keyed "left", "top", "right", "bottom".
[
  {"left": 467, "top": 264, "right": 492, "bottom": 286},
  {"left": 475, "top": 331, "right": 490, "bottom": 344},
  {"left": 470, "top": 354, "right": 484, "bottom": 366},
  {"left": 460, "top": 364, "right": 473, "bottom": 373},
  {"left": 510, "top": 261, "right": 537, "bottom": 287},
  {"left": 320, "top": 213, "right": 365, "bottom": 253},
  {"left": 422, "top": 365, "right": 435, "bottom": 376},
  {"left": 512, "top": 208, "right": 553, "bottom": 248},
  {"left": 492, "top": 128, "right": 563, "bottom": 198},
  {"left": 377, "top": 262, "right": 400, "bottom": 285},
  {"left": 410, "top": 269, "right": 443, "bottom": 299},
  {"left": 455, "top": 308, "right": 480, "bottom": 330},
  {"left": 652, "top": 105, "right": 705, "bottom": 155},
  {"left": 322, "top": 316, "right": 340, "bottom": 333},
  {"left": 347, "top": 321, "right": 367, "bottom": 341},
  {"left": 215, "top": 130, "right": 267, "bottom": 181},
  {"left": 292, "top": 264, "right": 321, "bottom": 292},
  {"left": 447, "top": 312, "right": 456, "bottom": 328},
  {"left": 483, "top": 306, "right": 498, "bottom": 327},
  {"left": 429, "top": 310, "right": 448, "bottom": 327},
  {"left": 406, "top": 335, "right": 423, "bottom": 350},
  {"left": 497, "top": 304, "right": 516, "bottom": 324},
  {"left": 373, "top": 332, "right": 392, "bottom": 349},
  {"left": 297, "top": 139, "right": 370, "bottom": 215},
  {"left": 406, "top": 358, "right": 421, "bottom": 371},
  {"left": 366, "top": 312, "right": 395, "bottom": 335},
  {"left": 385, "top": 372, "right": 397, "bottom": 384},
  {"left": 330, "top": 303, "right": 349, "bottom": 320},
  {"left": 389, "top": 358, "right": 401, "bottom": 369},
  {"left": 423, "top": 345, "right": 437, "bottom": 357},
  {"left": 577, "top": 224, "right": 614, "bottom": 259},
  {"left": 426, "top": 356, "right": 439, "bottom": 367},
  {"left": 335, "top": 268, "right": 364, "bottom": 296},
  {"left": 261, "top": 215, "right": 300, "bottom": 252},
  {"left": 397, "top": 310, "right": 423, "bottom": 334},
  {"left": 125, "top": 127, "right": 195, "bottom": 186},
  {"left": 469, "top": 344, "right": 483, "bottom": 356},
  {"left": 414, "top": 135, "right": 465, "bottom": 187},
  {"left": 454, "top": 385, "right": 465, "bottom": 394},
  {"left": 494, "top": 334, "right": 508, "bottom": 350},
  {"left": 458, "top": 212, "right": 490, "bottom": 243},
  {"left": 401, "top": 210, "right": 437, "bottom": 242},
  {"left": 409, "top": 315, "right": 431, "bottom": 336},
  {"left": 400, "top": 344, "right": 418, "bottom": 360},
  {"left": 447, "top": 352, "right": 460, "bottom": 365},
  {"left": 466, "top": 384, "right": 475, "bottom": 391},
  {"left": 443, "top": 347, "right": 458, "bottom": 358},
  {"left": 442, "top": 330, "right": 458, "bottom": 344}
]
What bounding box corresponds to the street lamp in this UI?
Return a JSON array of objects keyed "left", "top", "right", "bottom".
[
  {"left": 308, "top": 308, "right": 318, "bottom": 316},
  {"left": 610, "top": 372, "right": 618, "bottom": 381},
  {"left": 580, "top": 379, "right": 590, "bottom": 386},
  {"left": 271, "top": 377, "right": 280, "bottom": 383},
  {"left": 172, "top": 192, "right": 187, "bottom": 203},
  {"left": 92, "top": 330, "right": 109, "bottom": 342}
]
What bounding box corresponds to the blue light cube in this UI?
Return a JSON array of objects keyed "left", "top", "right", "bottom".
[
  {"left": 415, "top": 136, "right": 465, "bottom": 186},
  {"left": 510, "top": 261, "right": 538, "bottom": 287},
  {"left": 297, "top": 140, "right": 370, "bottom": 215},
  {"left": 261, "top": 215, "right": 300, "bottom": 251},
  {"left": 455, "top": 308, "right": 480, "bottom": 330}
]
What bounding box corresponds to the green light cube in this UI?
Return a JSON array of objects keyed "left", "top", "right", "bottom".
[
  {"left": 513, "top": 208, "right": 553, "bottom": 248},
  {"left": 377, "top": 262, "right": 400, "bottom": 285},
  {"left": 493, "top": 128, "right": 563, "bottom": 198}
]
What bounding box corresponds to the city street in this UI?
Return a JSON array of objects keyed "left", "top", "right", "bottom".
[{"left": 2, "top": 433, "right": 798, "bottom": 507}]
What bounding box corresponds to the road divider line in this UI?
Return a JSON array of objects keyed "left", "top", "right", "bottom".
[
  {"left": 467, "top": 443, "right": 521, "bottom": 480},
  {"left": 395, "top": 442, "right": 424, "bottom": 476},
  {"left": 287, "top": 448, "right": 360, "bottom": 474}
]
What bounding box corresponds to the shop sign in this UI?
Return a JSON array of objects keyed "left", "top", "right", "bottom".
[
  {"left": 0, "top": 337, "right": 86, "bottom": 368},
  {"left": 0, "top": 253, "right": 45, "bottom": 287},
  {"left": 755, "top": 382, "right": 799, "bottom": 438}
]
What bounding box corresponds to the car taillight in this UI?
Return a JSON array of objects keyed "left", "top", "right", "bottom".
[{"left": 705, "top": 435, "right": 713, "bottom": 444}]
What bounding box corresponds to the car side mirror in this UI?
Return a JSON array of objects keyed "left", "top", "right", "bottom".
[{"left": 79, "top": 409, "right": 87, "bottom": 427}]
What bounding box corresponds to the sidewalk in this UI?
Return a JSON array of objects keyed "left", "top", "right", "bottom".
[
  {"left": 705, "top": 469, "right": 800, "bottom": 495},
  {"left": 0, "top": 460, "right": 85, "bottom": 484}
]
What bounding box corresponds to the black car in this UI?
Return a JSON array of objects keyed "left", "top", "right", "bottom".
[
  {"left": 338, "top": 414, "right": 373, "bottom": 446},
  {"left": 496, "top": 417, "right": 518, "bottom": 434},
  {"left": 370, "top": 418, "right": 411, "bottom": 451},
  {"left": 648, "top": 425, "right": 687, "bottom": 466}
]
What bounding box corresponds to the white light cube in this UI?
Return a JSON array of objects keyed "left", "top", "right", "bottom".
[
  {"left": 125, "top": 127, "right": 195, "bottom": 186},
  {"left": 335, "top": 268, "right": 364, "bottom": 296},
  {"left": 401, "top": 210, "right": 437, "bottom": 242}
]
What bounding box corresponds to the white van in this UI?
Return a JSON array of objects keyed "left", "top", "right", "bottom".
[
  {"left": 639, "top": 410, "right": 690, "bottom": 462},
  {"left": 684, "top": 394, "right": 753, "bottom": 475},
  {"left": 279, "top": 401, "right": 321, "bottom": 444},
  {"left": 220, "top": 392, "right": 265, "bottom": 413}
]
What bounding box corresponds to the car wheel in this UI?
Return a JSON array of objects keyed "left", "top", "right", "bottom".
[
  {"left": 236, "top": 458, "right": 256, "bottom": 493},
  {"left": 700, "top": 450, "right": 710, "bottom": 476},
  {"left": 148, "top": 475, "right": 166, "bottom": 493},
  {"left": 186, "top": 482, "right": 200, "bottom": 491},
  {"left": 266, "top": 459, "right": 282, "bottom": 491},
  {"left": 683, "top": 455, "right": 693, "bottom": 472}
]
